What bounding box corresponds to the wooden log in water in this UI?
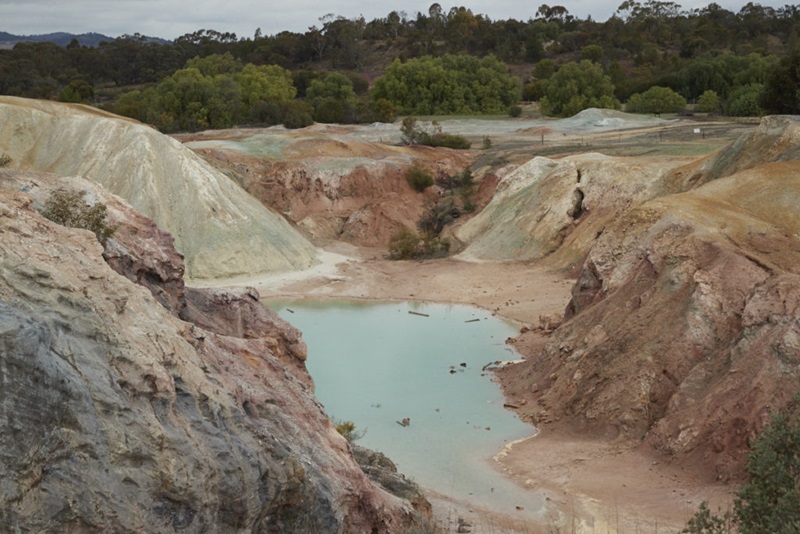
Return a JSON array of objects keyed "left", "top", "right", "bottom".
[{"left": 408, "top": 311, "right": 429, "bottom": 317}]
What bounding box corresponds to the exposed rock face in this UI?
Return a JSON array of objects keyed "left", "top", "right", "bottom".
[
  {"left": 0, "top": 172, "right": 429, "bottom": 532},
  {"left": 0, "top": 96, "right": 318, "bottom": 279},
  {"left": 456, "top": 152, "right": 692, "bottom": 267},
  {"left": 501, "top": 116, "right": 800, "bottom": 480},
  {"left": 181, "top": 126, "right": 474, "bottom": 246}
]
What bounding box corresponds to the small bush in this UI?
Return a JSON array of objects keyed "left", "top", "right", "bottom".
[
  {"left": 508, "top": 104, "right": 523, "bottom": 117},
  {"left": 684, "top": 397, "right": 800, "bottom": 533},
  {"left": 313, "top": 96, "right": 346, "bottom": 123},
  {"left": 281, "top": 101, "right": 314, "bottom": 129},
  {"left": 0, "top": 153, "right": 11, "bottom": 167},
  {"left": 418, "top": 199, "right": 459, "bottom": 235},
  {"left": 400, "top": 117, "right": 470, "bottom": 149},
  {"left": 334, "top": 419, "right": 366, "bottom": 442},
  {"left": 696, "top": 90, "right": 721, "bottom": 114},
  {"left": 40, "top": 189, "right": 116, "bottom": 246},
  {"left": 726, "top": 84, "right": 765, "bottom": 117},
  {"left": 405, "top": 165, "right": 434, "bottom": 192},
  {"left": 482, "top": 136, "right": 492, "bottom": 149},
  {"left": 389, "top": 228, "right": 422, "bottom": 259},
  {"left": 388, "top": 228, "right": 450, "bottom": 260},
  {"left": 429, "top": 132, "right": 471, "bottom": 149}
]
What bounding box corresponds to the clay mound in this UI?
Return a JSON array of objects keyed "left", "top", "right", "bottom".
[
  {"left": 456, "top": 152, "right": 690, "bottom": 266},
  {"left": 503, "top": 146, "right": 800, "bottom": 480},
  {"left": 552, "top": 108, "right": 672, "bottom": 133},
  {"left": 185, "top": 128, "right": 473, "bottom": 246},
  {"left": 0, "top": 96, "right": 318, "bottom": 280}
]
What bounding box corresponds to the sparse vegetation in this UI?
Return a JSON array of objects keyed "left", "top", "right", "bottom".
[
  {"left": 400, "top": 117, "right": 470, "bottom": 149},
  {"left": 0, "top": 152, "right": 11, "bottom": 167},
  {"left": 684, "top": 397, "right": 800, "bottom": 533},
  {"left": 388, "top": 228, "right": 450, "bottom": 260},
  {"left": 405, "top": 164, "right": 434, "bottom": 192},
  {"left": 40, "top": 189, "right": 116, "bottom": 246},
  {"left": 334, "top": 419, "right": 366, "bottom": 442}
]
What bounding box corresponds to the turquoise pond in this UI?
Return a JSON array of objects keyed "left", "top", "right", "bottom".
[{"left": 270, "top": 299, "right": 545, "bottom": 515}]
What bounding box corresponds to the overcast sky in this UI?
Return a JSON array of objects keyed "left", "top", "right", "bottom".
[{"left": 0, "top": 0, "right": 789, "bottom": 41}]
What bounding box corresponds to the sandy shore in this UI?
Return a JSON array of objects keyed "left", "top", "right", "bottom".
[{"left": 191, "top": 244, "right": 737, "bottom": 532}]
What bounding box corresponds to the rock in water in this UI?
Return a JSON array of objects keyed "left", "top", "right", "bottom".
[
  {"left": 0, "top": 96, "right": 318, "bottom": 280},
  {"left": 0, "top": 172, "right": 429, "bottom": 532}
]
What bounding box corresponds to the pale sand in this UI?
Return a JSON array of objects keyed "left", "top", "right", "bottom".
[{"left": 190, "top": 244, "right": 736, "bottom": 533}]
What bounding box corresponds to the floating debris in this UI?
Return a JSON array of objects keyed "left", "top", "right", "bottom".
[
  {"left": 396, "top": 417, "right": 411, "bottom": 427},
  {"left": 408, "top": 310, "right": 430, "bottom": 317},
  {"left": 465, "top": 318, "right": 480, "bottom": 323}
]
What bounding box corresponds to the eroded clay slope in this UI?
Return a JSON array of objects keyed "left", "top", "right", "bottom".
[
  {"left": 0, "top": 170, "right": 428, "bottom": 532},
  {"left": 0, "top": 96, "right": 318, "bottom": 279},
  {"left": 456, "top": 152, "right": 693, "bottom": 267},
  {"left": 181, "top": 124, "right": 473, "bottom": 246},
  {"left": 501, "top": 116, "right": 800, "bottom": 480}
]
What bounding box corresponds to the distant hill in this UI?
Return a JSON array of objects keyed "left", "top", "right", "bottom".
[{"left": 0, "top": 31, "right": 169, "bottom": 48}]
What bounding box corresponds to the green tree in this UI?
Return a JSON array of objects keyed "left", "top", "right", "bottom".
[
  {"left": 235, "top": 63, "right": 296, "bottom": 107},
  {"left": 696, "top": 90, "right": 721, "bottom": 113},
  {"left": 735, "top": 401, "right": 800, "bottom": 533},
  {"left": 372, "top": 54, "right": 520, "bottom": 115},
  {"left": 532, "top": 58, "right": 557, "bottom": 80},
  {"left": 684, "top": 399, "right": 800, "bottom": 533},
  {"left": 58, "top": 79, "right": 94, "bottom": 103},
  {"left": 281, "top": 100, "right": 314, "bottom": 129},
  {"left": 580, "top": 44, "right": 605, "bottom": 62},
  {"left": 626, "top": 86, "right": 686, "bottom": 113},
  {"left": 539, "top": 60, "right": 621, "bottom": 117},
  {"left": 725, "top": 84, "right": 764, "bottom": 117},
  {"left": 307, "top": 71, "right": 357, "bottom": 122},
  {"left": 760, "top": 48, "right": 800, "bottom": 114},
  {"left": 307, "top": 71, "right": 357, "bottom": 103},
  {"left": 185, "top": 52, "right": 242, "bottom": 76}
]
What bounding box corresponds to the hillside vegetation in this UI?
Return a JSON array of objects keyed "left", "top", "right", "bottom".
[{"left": 0, "top": 2, "right": 798, "bottom": 131}]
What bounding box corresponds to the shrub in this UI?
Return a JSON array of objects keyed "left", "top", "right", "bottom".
[
  {"left": 418, "top": 199, "right": 459, "bottom": 235},
  {"left": 0, "top": 153, "right": 11, "bottom": 167},
  {"left": 400, "top": 117, "right": 470, "bottom": 149},
  {"left": 734, "top": 399, "right": 800, "bottom": 532},
  {"left": 281, "top": 101, "right": 314, "bottom": 129},
  {"left": 429, "top": 132, "right": 471, "bottom": 149},
  {"left": 684, "top": 397, "right": 800, "bottom": 533},
  {"left": 626, "top": 86, "right": 687, "bottom": 114},
  {"left": 334, "top": 419, "right": 366, "bottom": 442},
  {"left": 482, "top": 136, "right": 492, "bottom": 149},
  {"left": 247, "top": 100, "right": 282, "bottom": 124},
  {"left": 313, "top": 96, "right": 346, "bottom": 123},
  {"left": 40, "top": 189, "right": 116, "bottom": 246},
  {"left": 508, "top": 104, "right": 523, "bottom": 117},
  {"left": 388, "top": 228, "right": 450, "bottom": 260},
  {"left": 725, "top": 84, "right": 765, "bottom": 117},
  {"left": 696, "top": 90, "right": 721, "bottom": 114},
  {"left": 389, "top": 228, "right": 422, "bottom": 259},
  {"left": 405, "top": 165, "right": 434, "bottom": 192}
]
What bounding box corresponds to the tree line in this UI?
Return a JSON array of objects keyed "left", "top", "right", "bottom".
[{"left": 0, "top": 2, "right": 798, "bottom": 131}]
